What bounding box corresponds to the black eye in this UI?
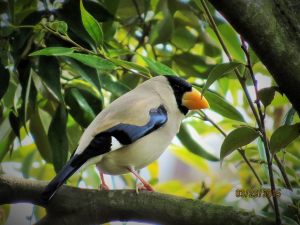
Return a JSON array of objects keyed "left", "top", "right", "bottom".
[{"left": 174, "top": 85, "right": 184, "bottom": 92}]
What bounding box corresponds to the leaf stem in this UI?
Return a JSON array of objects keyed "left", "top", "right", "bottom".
[{"left": 241, "top": 40, "right": 281, "bottom": 224}]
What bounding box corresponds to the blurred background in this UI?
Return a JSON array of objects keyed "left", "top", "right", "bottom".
[{"left": 0, "top": 0, "right": 299, "bottom": 224}]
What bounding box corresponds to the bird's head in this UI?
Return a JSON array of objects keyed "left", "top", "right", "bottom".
[{"left": 164, "top": 75, "right": 209, "bottom": 115}]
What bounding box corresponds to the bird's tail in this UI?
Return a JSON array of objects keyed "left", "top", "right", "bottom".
[{"left": 39, "top": 155, "right": 84, "bottom": 204}]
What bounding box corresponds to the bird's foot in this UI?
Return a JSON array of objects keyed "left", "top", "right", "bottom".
[
  {"left": 135, "top": 183, "right": 154, "bottom": 194},
  {"left": 99, "top": 183, "right": 110, "bottom": 190}
]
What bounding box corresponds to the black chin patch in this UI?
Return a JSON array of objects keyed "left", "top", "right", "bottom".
[{"left": 163, "top": 75, "right": 192, "bottom": 115}]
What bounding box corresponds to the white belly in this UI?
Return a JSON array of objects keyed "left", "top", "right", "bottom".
[{"left": 96, "top": 116, "right": 181, "bottom": 175}]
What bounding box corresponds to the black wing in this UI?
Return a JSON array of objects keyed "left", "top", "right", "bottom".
[{"left": 39, "top": 105, "right": 167, "bottom": 204}]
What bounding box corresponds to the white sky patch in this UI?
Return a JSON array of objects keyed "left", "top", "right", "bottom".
[
  {"left": 235, "top": 106, "right": 253, "bottom": 123},
  {"left": 237, "top": 89, "right": 244, "bottom": 105},
  {"left": 144, "top": 11, "right": 154, "bottom": 21},
  {"left": 166, "top": 44, "right": 173, "bottom": 52},
  {"left": 187, "top": 124, "right": 216, "bottom": 154},
  {"left": 225, "top": 90, "right": 234, "bottom": 104},
  {"left": 2, "top": 162, "right": 23, "bottom": 178},
  {"left": 142, "top": 49, "right": 147, "bottom": 56},
  {"left": 130, "top": 69, "right": 138, "bottom": 73},
  {"left": 222, "top": 51, "right": 230, "bottom": 63},
  {"left": 32, "top": 162, "right": 40, "bottom": 168},
  {"left": 37, "top": 1, "right": 46, "bottom": 11},
  {"left": 203, "top": 109, "right": 223, "bottom": 124},
  {"left": 82, "top": 171, "right": 88, "bottom": 179},
  {"left": 215, "top": 11, "right": 227, "bottom": 23},
  {"left": 156, "top": 44, "right": 164, "bottom": 50},
  {"left": 21, "top": 133, "right": 34, "bottom": 145},
  {"left": 248, "top": 73, "right": 272, "bottom": 100},
  {"left": 78, "top": 180, "right": 87, "bottom": 188},
  {"left": 135, "top": 30, "right": 142, "bottom": 37}
]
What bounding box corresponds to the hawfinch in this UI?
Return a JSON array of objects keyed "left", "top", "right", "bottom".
[{"left": 39, "top": 75, "right": 209, "bottom": 204}]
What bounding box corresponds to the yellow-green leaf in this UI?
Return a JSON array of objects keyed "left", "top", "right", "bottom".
[
  {"left": 139, "top": 55, "right": 177, "bottom": 76},
  {"left": 109, "top": 58, "right": 151, "bottom": 77},
  {"left": 29, "top": 47, "right": 74, "bottom": 56},
  {"left": 68, "top": 53, "right": 116, "bottom": 70},
  {"left": 168, "top": 145, "right": 210, "bottom": 175}
]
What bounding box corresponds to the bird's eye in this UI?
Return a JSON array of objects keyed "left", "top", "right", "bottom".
[{"left": 174, "top": 85, "right": 184, "bottom": 92}]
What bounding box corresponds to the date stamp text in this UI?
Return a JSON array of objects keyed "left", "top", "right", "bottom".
[{"left": 236, "top": 189, "right": 281, "bottom": 198}]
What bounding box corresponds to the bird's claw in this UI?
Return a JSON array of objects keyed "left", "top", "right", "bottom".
[
  {"left": 135, "top": 183, "right": 154, "bottom": 194},
  {"left": 99, "top": 183, "right": 110, "bottom": 190}
]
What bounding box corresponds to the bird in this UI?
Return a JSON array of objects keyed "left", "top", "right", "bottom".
[{"left": 39, "top": 75, "right": 209, "bottom": 204}]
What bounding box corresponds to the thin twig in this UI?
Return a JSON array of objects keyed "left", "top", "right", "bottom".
[
  {"left": 198, "top": 109, "right": 275, "bottom": 210},
  {"left": 198, "top": 0, "right": 279, "bottom": 217},
  {"left": 241, "top": 40, "right": 281, "bottom": 224},
  {"left": 199, "top": 0, "right": 261, "bottom": 128}
]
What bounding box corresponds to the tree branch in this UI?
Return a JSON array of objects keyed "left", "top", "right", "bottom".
[{"left": 0, "top": 175, "right": 275, "bottom": 225}]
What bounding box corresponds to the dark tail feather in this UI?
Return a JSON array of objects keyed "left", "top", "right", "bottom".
[{"left": 39, "top": 155, "right": 83, "bottom": 204}]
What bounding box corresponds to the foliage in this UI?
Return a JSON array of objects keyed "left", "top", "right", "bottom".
[{"left": 0, "top": 0, "right": 300, "bottom": 224}]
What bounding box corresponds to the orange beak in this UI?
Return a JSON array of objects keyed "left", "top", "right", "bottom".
[{"left": 182, "top": 87, "right": 210, "bottom": 110}]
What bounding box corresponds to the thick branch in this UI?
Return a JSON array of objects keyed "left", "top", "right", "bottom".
[
  {"left": 208, "top": 0, "right": 300, "bottom": 116},
  {"left": 0, "top": 175, "right": 274, "bottom": 225}
]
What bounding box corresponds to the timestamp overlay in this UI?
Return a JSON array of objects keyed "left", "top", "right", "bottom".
[{"left": 236, "top": 189, "right": 281, "bottom": 198}]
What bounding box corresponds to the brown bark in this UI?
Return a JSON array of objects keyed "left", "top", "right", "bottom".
[{"left": 0, "top": 175, "right": 275, "bottom": 225}]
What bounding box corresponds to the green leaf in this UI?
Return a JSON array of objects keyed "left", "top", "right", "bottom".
[
  {"left": 65, "top": 88, "right": 102, "bottom": 128},
  {"left": 8, "top": 0, "right": 15, "bottom": 24},
  {"left": 139, "top": 55, "right": 178, "bottom": 76},
  {"left": 257, "top": 137, "right": 269, "bottom": 183},
  {"left": 9, "top": 111, "right": 20, "bottom": 142},
  {"left": 177, "top": 123, "right": 219, "bottom": 161},
  {"left": 47, "top": 21, "right": 59, "bottom": 32},
  {"left": 282, "top": 106, "right": 296, "bottom": 126},
  {"left": 30, "top": 108, "right": 53, "bottom": 163},
  {"left": 57, "top": 21, "right": 68, "bottom": 35},
  {"left": 0, "top": 116, "right": 13, "bottom": 143},
  {"left": 22, "top": 150, "right": 36, "bottom": 179},
  {"left": 285, "top": 166, "right": 300, "bottom": 187},
  {"left": 220, "top": 127, "right": 260, "bottom": 166},
  {"left": 61, "top": 56, "right": 103, "bottom": 97},
  {"left": 48, "top": 104, "right": 69, "bottom": 173},
  {"left": 80, "top": 0, "right": 103, "bottom": 46},
  {"left": 194, "top": 86, "right": 245, "bottom": 122},
  {"left": 0, "top": 63, "right": 10, "bottom": 101},
  {"left": 257, "top": 87, "right": 276, "bottom": 108},
  {"left": 109, "top": 58, "right": 150, "bottom": 77},
  {"left": 202, "top": 62, "right": 242, "bottom": 96},
  {"left": 258, "top": 212, "right": 298, "bottom": 225},
  {"left": 270, "top": 123, "right": 300, "bottom": 154},
  {"left": 248, "top": 47, "right": 260, "bottom": 66},
  {"left": 29, "top": 47, "right": 74, "bottom": 56},
  {"left": 32, "top": 56, "right": 64, "bottom": 103},
  {"left": 0, "top": 131, "right": 15, "bottom": 162},
  {"left": 99, "top": 73, "right": 131, "bottom": 97},
  {"left": 68, "top": 53, "right": 116, "bottom": 70}
]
